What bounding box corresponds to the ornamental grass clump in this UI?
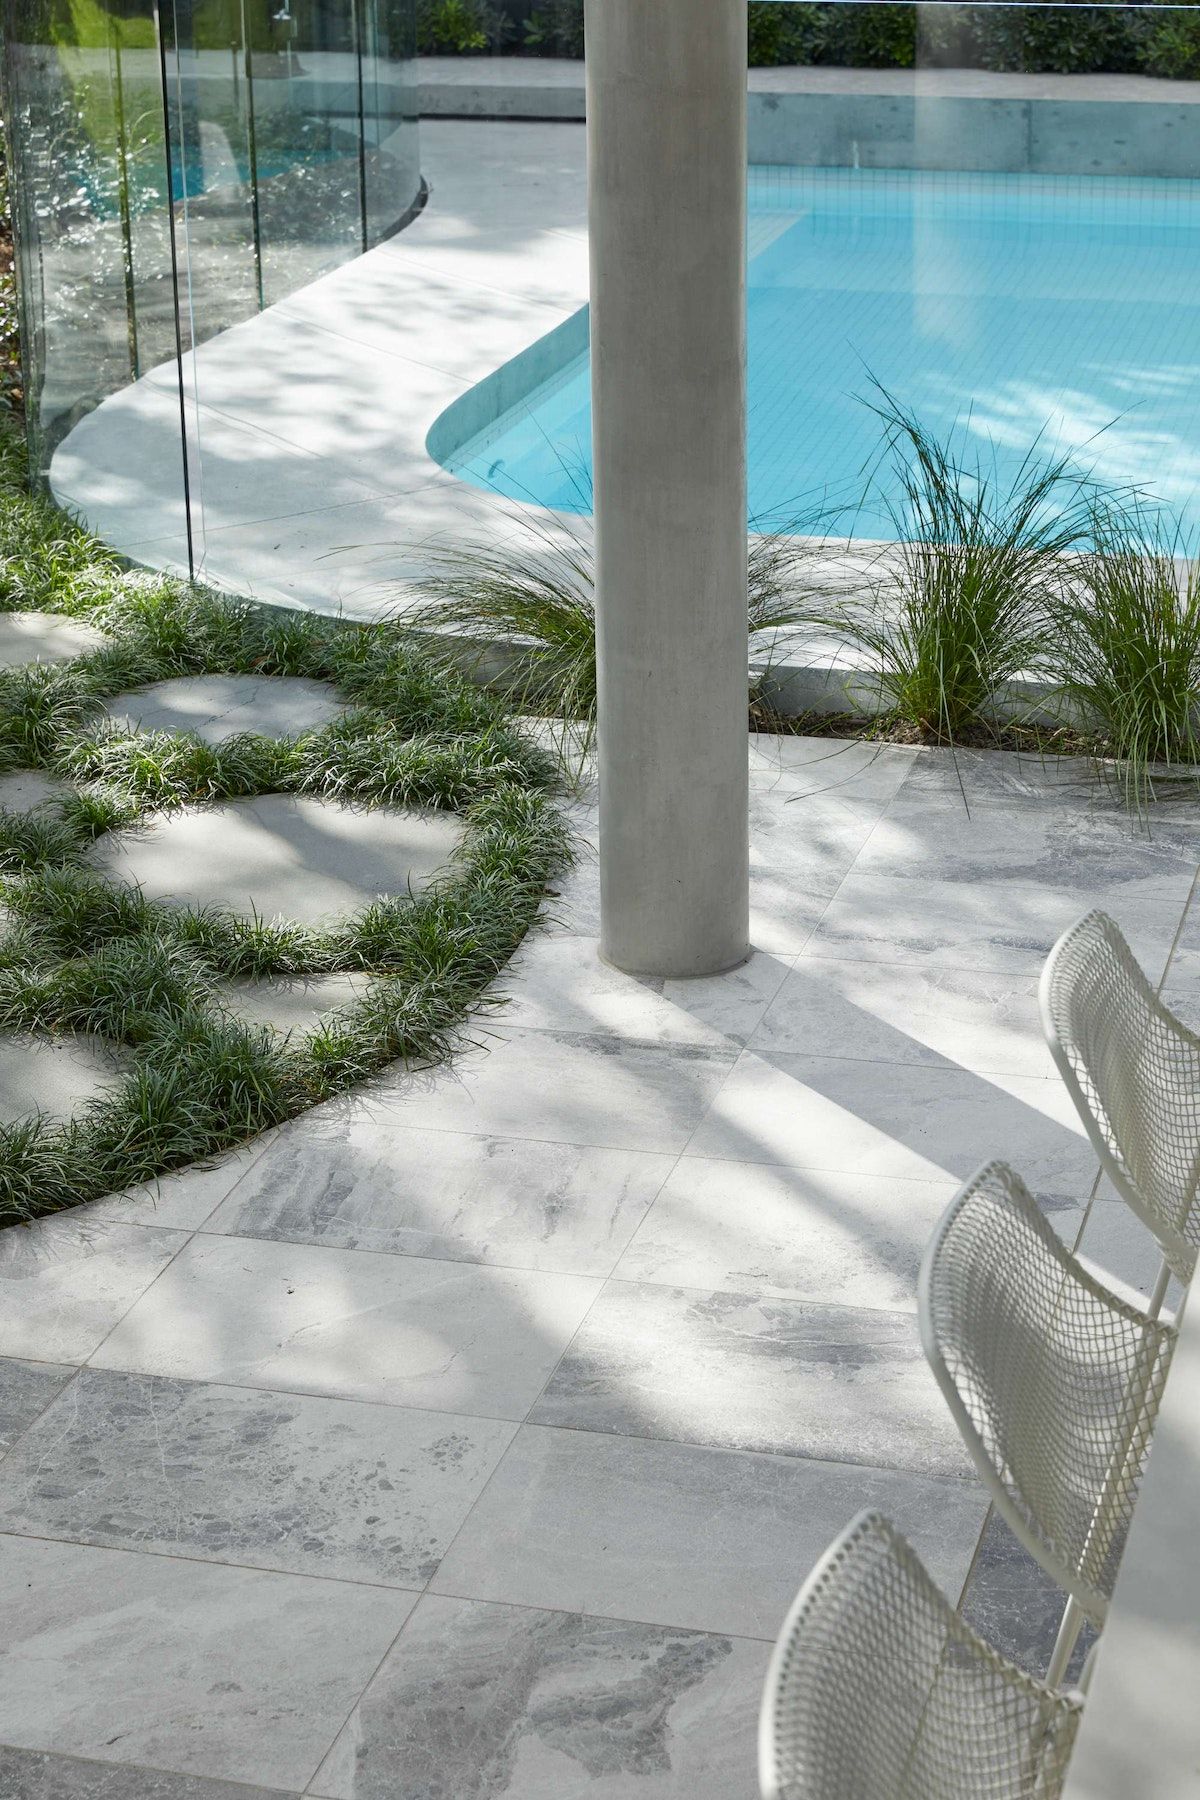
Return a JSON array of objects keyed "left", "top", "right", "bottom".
[
  {"left": 1048, "top": 503, "right": 1200, "bottom": 807},
  {"left": 406, "top": 502, "right": 832, "bottom": 773},
  {"left": 825, "top": 392, "right": 1098, "bottom": 741}
]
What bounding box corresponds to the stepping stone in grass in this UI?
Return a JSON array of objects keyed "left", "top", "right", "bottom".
[
  {"left": 0, "top": 770, "right": 69, "bottom": 815},
  {"left": 0, "top": 1032, "right": 128, "bottom": 1126},
  {"left": 89, "top": 794, "right": 466, "bottom": 928},
  {"left": 0, "top": 611, "right": 108, "bottom": 667},
  {"left": 100, "top": 674, "right": 348, "bottom": 745},
  {"left": 217, "top": 972, "right": 374, "bottom": 1037}
]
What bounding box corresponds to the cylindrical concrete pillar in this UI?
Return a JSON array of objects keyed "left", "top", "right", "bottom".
[{"left": 587, "top": 0, "right": 750, "bottom": 978}]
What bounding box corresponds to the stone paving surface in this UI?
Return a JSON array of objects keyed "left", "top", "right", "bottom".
[
  {"left": 0, "top": 612, "right": 108, "bottom": 667},
  {"left": 2, "top": 735, "right": 1198, "bottom": 1798},
  {"left": 101, "top": 676, "right": 348, "bottom": 746},
  {"left": 0, "top": 769, "right": 68, "bottom": 814},
  {"left": 0, "top": 1032, "right": 127, "bottom": 1126},
  {"left": 88, "top": 795, "right": 465, "bottom": 926}
]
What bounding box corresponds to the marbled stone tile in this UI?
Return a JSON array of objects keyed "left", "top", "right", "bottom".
[
  {"left": 216, "top": 974, "right": 373, "bottom": 1038},
  {"left": 373, "top": 1028, "right": 738, "bottom": 1155},
  {"left": 748, "top": 959, "right": 1051, "bottom": 1079},
  {"left": 0, "top": 1215, "right": 187, "bottom": 1363},
  {"left": 857, "top": 796, "right": 1200, "bottom": 889},
  {"left": 0, "top": 1535, "right": 413, "bottom": 1789},
  {"left": 91, "top": 1234, "right": 601, "bottom": 1417},
  {"left": 310, "top": 1595, "right": 768, "bottom": 1800},
  {"left": 613, "top": 1159, "right": 956, "bottom": 1311},
  {"left": 900, "top": 746, "right": 1126, "bottom": 809},
  {"left": 0, "top": 1368, "right": 515, "bottom": 1586},
  {"left": 0, "top": 1745, "right": 295, "bottom": 1800},
  {"left": 747, "top": 789, "right": 880, "bottom": 953},
  {"left": 530, "top": 1279, "right": 968, "bottom": 1477},
  {"left": 804, "top": 873, "right": 1191, "bottom": 976},
  {"left": 207, "top": 1116, "right": 672, "bottom": 1275},
  {"left": 496, "top": 936, "right": 793, "bottom": 1048},
  {"left": 959, "top": 1511, "right": 1094, "bottom": 1684},
  {"left": 687, "top": 1049, "right": 1095, "bottom": 1191},
  {"left": 81, "top": 1143, "right": 272, "bottom": 1231},
  {"left": 748, "top": 733, "right": 918, "bottom": 804},
  {"left": 430, "top": 1424, "right": 986, "bottom": 1640},
  {"left": 0, "top": 1357, "right": 75, "bottom": 1454}
]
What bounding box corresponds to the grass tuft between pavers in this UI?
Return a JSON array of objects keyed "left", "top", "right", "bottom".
[{"left": 0, "top": 423, "right": 572, "bottom": 1228}]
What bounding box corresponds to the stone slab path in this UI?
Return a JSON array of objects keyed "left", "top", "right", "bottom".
[
  {"left": 88, "top": 794, "right": 465, "bottom": 927},
  {"left": 0, "top": 612, "right": 108, "bottom": 667},
  {"left": 0, "top": 737, "right": 1197, "bottom": 1798},
  {"left": 101, "top": 676, "right": 349, "bottom": 746}
]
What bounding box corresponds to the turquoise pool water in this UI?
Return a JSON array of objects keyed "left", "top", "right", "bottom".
[{"left": 438, "top": 166, "right": 1200, "bottom": 541}]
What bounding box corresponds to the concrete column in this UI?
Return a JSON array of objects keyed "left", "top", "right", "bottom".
[{"left": 587, "top": 0, "right": 749, "bottom": 978}]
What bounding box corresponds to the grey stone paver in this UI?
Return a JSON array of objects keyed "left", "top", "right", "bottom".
[
  {"left": 0, "top": 1357, "right": 76, "bottom": 1454},
  {"left": 89, "top": 794, "right": 464, "bottom": 927},
  {"left": 5, "top": 732, "right": 1199, "bottom": 1795},
  {"left": 0, "top": 1535, "right": 413, "bottom": 1790},
  {"left": 0, "top": 768, "right": 69, "bottom": 814},
  {"left": 216, "top": 973, "right": 373, "bottom": 1036},
  {"left": 0, "top": 1032, "right": 127, "bottom": 1126},
  {"left": 428, "top": 1424, "right": 986, "bottom": 1640},
  {"left": 0, "top": 1367, "right": 515, "bottom": 1587},
  {"left": 91, "top": 1234, "right": 602, "bottom": 1417},
  {"left": 0, "top": 1747, "right": 295, "bottom": 1800},
  {"left": 101, "top": 675, "right": 347, "bottom": 746},
  {"left": 0, "top": 1215, "right": 187, "bottom": 1363},
  {"left": 206, "top": 1114, "right": 673, "bottom": 1274},
  {"left": 309, "top": 1595, "right": 768, "bottom": 1800},
  {"left": 530, "top": 1280, "right": 971, "bottom": 1477},
  {"left": 0, "top": 611, "right": 107, "bottom": 666}
]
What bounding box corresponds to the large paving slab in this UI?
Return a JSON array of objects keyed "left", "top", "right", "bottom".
[
  {"left": 310, "top": 1595, "right": 769, "bottom": 1800},
  {"left": 0, "top": 1748, "right": 295, "bottom": 1800},
  {"left": 429, "top": 1424, "right": 985, "bottom": 1640},
  {"left": 91, "top": 1233, "right": 602, "bottom": 1416},
  {"left": 100, "top": 675, "right": 348, "bottom": 745},
  {"left": 0, "top": 1212, "right": 188, "bottom": 1363},
  {"left": 0, "top": 611, "right": 107, "bottom": 666},
  {"left": 0, "top": 768, "right": 70, "bottom": 814},
  {"left": 0, "top": 1535, "right": 413, "bottom": 1789},
  {"left": 216, "top": 972, "right": 373, "bottom": 1036},
  {"left": 0, "top": 1356, "right": 76, "bottom": 1454},
  {"left": 0, "top": 1367, "right": 515, "bottom": 1587},
  {"left": 0, "top": 1032, "right": 128, "bottom": 1126},
  {"left": 89, "top": 794, "right": 465, "bottom": 926}
]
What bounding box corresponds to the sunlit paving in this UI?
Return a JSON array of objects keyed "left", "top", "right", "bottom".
[{"left": 2, "top": 3, "right": 1200, "bottom": 1798}]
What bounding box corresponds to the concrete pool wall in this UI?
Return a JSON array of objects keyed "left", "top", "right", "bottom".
[{"left": 419, "top": 59, "right": 1200, "bottom": 179}]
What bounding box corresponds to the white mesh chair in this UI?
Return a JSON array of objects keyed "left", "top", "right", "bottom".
[
  {"left": 1040, "top": 908, "right": 1200, "bottom": 1299},
  {"left": 759, "top": 1510, "right": 1082, "bottom": 1800},
  {"left": 919, "top": 1161, "right": 1175, "bottom": 1683}
]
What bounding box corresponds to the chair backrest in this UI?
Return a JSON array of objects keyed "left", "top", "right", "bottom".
[
  {"left": 919, "top": 1162, "right": 1175, "bottom": 1624},
  {"left": 759, "top": 1510, "right": 1082, "bottom": 1800},
  {"left": 1040, "top": 909, "right": 1200, "bottom": 1281}
]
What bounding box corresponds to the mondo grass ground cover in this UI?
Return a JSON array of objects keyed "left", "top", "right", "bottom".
[{"left": 0, "top": 426, "right": 570, "bottom": 1227}]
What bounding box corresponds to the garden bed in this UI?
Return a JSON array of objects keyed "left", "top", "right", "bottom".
[{"left": 0, "top": 425, "right": 570, "bottom": 1226}]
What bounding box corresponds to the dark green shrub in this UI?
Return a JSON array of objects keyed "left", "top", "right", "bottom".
[
  {"left": 748, "top": 3, "right": 826, "bottom": 67},
  {"left": 416, "top": 0, "right": 510, "bottom": 55},
  {"left": 1142, "top": 10, "right": 1200, "bottom": 79},
  {"left": 523, "top": 0, "right": 584, "bottom": 58}
]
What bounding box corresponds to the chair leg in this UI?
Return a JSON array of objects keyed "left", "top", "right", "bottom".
[
  {"left": 1046, "top": 1595, "right": 1085, "bottom": 1690},
  {"left": 1146, "top": 1255, "right": 1172, "bottom": 1321}
]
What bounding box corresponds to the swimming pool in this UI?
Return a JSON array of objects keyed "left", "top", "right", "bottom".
[{"left": 434, "top": 165, "right": 1200, "bottom": 541}]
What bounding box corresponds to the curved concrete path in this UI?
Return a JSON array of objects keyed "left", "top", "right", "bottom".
[{"left": 51, "top": 120, "right": 590, "bottom": 620}]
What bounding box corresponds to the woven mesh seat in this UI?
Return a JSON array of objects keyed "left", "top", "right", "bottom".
[
  {"left": 1041, "top": 909, "right": 1200, "bottom": 1284},
  {"left": 759, "top": 1511, "right": 1082, "bottom": 1800},
  {"left": 919, "top": 1162, "right": 1175, "bottom": 1627}
]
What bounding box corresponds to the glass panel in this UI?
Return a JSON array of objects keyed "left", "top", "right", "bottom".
[{"left": 360, "top": 0, "right": 420, "bottom": 247}]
